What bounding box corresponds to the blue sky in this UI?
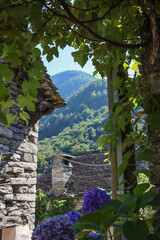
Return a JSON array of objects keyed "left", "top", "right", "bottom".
[
  {"left": 41, "top": 46, "right": 134, "bottom": 78},
  {"left": 41, "top": 46, "right": 95, "bottom": 77}
]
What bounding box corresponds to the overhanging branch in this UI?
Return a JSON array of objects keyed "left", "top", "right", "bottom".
[{"left": 60, "top": 0, "right": 148, "bottom": 49}]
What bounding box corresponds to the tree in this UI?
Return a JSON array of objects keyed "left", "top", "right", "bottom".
[{"left": 0, "top": 0, "right": 160, "bottom": 236}]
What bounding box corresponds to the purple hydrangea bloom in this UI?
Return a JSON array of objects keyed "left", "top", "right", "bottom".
[
  {"left": 32, "top": 214, "right": 78, "bottom": 240},
  {"left": 82, "top": 189, "right": 111, "bottom": 214},
  {"left": 67, "top": 210, "right": 82, "bottom": 223},
  {"left": 87, "top": 233, "right": 105, "bottom": 239}
]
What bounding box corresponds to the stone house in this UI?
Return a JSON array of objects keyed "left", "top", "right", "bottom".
[
  {"left": 37, "top": 150, "right": 149, "bottom": 205},
  {"left": 37, "top": 150, "right": 112, "bottom": 199},
  {"left": 0, "top": 66, "right": 65, "bottom": 240}
]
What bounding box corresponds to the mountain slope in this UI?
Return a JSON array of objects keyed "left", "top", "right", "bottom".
[
  {"left": 51, "top": 70, "right": 96, "bottom": 99},
  {"left": 39, "top": 79, "right": 108, "bottom": 140},
  {"left": 38, "top": 78, "right": 109, "bottom": 174}
]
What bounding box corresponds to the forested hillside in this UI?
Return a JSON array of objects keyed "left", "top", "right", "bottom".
[
  {"left": 38, "top": 79, "right": 108, "bottom": 174},
  {"left": 51, "top": 70, "right": 96, "bottom": 99},
  {"left": 39, "top": 79, "right": 108, "bottom": 140}
]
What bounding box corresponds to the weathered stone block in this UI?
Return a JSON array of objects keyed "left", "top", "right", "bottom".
[
  {"left": 0, "top": 127, "right": 13, "bottom": 139},
  {"left": 29, "top": 202, "right": 35, "bottom": 208},
  {"left": 0, "top": 201, "right": 5, "bottom": 209},
  {"left": 34, "top": 123, "right": 38, "bottom": 132},
  {"left": 0, "top": 185, "right": 13, "bottom": 194},
  {"left": 21, "top": 153, "right": 33, "bottom": 162},
  {"left": 1, "top": 210, "right": 7, "bottom": 215},
  {"left": 26, "top": 214, "right": 35, "bottom": 230},
  {"left": 14, "top": 186, "right": 29, "bottom": 194},
  {"left": 28, "top": 135, "right": 38, "bottom": 144},
  {"left": 0, "top": 137, "right": 9, "bottom": 145},
  {"left": 8, "top": 208, "right": 35, "bottom": 216},
  {"left": 18, "top": 172, "right": 37, "bottom": 178},
  {"left": 11, "top": 153, "right": 21, "bottom": 161},
  {"left": 13, "top": 133, "right": 25, "bottom": 141},
  {"left": 0, "top": 144, "right": 4, "bottom": 149},
  {"left": 9, "top": 140, "right": 22, "bottom": 150},
  {"left": 22, "top": 162, "right": 37, "bottom": 170},
  {"left": 10, "top": 178, "right": 36, "bottom": 185},
  {"left": 15, "top": 225, "right": 33, "bottom": 240},
  {"left": 18, "top": 141, "right": 37, "bottom": 155},
  {"left": 28, "top": 130, "right": 38, "bottom": 138},
  {"left": 4, "top": 194, "right": 36, "bottom": 201},
  {"left": 3, "top": 145, "right": 9, "bottom": 151},
  {"left": 6, "top": 167, "right": 24, "bottom": 174},
  {"left": 7, "top": 161, "right": 37, "bottom": 171},
  {"left": 6, "top": 206, "right": 19, "bottom": 212},
  {"left": 16, "top": 185, "right": 37, "bottom": 194},
  {"left": 20, "top": 202, "right": 30, "bottom": 209}
]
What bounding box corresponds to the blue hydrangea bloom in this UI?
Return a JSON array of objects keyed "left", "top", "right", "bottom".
[
  {"left": 32, "top": 214, "right": 80, "bottom": 240},
  {"left": 87, "top": 233, "right": 105, "bottom": 239},
  {"left": 82, "top": 189, "right": 111, "bottom": 214},
  {"left": 67, "top": 210, "right": 82, "bottom": 223}
]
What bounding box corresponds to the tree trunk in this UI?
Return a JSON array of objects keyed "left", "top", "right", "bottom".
[
  {"left": 107, "top": 70, "right": 119, "bottom": 200},
  {"left": 118, "top": 68, "right": 137, "bottom": 194},
  {"left": 141, "top": 48, "right": 160, "bottom": 233}
]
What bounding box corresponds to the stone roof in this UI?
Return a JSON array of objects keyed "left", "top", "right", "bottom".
[
  {"left": 66, "top": 150, "right": 112, "bottom": 197},
  {"left": 37, "top": 150, "right": 112, "bottom": 197},
  {"left": 0, "top": 57, "right": 66, "bottom": 124},
  {"left": 29, "top": 71, "right": 66, "bottom": 124}
]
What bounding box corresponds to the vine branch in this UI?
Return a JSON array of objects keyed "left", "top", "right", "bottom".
[
  {"left": 60, "top": 0, "right": 148, "bottom": 49},
  {"left": 82, "top": 0, "right": 125, "bottom": 24},
  {"left": 0, "top": 1, "right": 34, "bottom": 11}
]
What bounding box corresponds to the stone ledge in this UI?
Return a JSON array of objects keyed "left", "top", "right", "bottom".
[
  {"left": 10, "top": 178, "right": 36, "bottom": 185},
  {"left": 7, "top": 162, "right": 37, "bottom": 171},
  {"left": 8, "top": 208, "right": 35, "bottom": 216},
  {"left": 4, "top": 194, "right": 36, "bottom": 201}
]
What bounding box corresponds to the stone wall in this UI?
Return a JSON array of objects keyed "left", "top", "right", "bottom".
[
  {"left": 0, "top": 59, "right": 65, "bottom": 239},
  {"left": 0, "top": 121, "right": 38, "bottom": 239}
]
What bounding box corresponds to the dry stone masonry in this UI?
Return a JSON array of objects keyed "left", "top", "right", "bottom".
[
  {"left": 0, "top": 59, "right": 65, "bottom": 240},
  {"left": 0, "top": 121, "right": 38, "bottom": 238}
]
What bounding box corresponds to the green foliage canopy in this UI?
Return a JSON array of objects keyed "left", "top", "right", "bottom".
[{"left": 0, "top": 0, "right": 158, "bottom": 125}]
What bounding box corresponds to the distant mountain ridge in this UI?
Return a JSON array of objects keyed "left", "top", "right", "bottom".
[{"left": 51, "top": 70, "right": 96, "bottom": 99}]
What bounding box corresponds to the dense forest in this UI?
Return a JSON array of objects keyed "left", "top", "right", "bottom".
[{"left": 38, "top": 73, "right": 108, "bottom": 174}]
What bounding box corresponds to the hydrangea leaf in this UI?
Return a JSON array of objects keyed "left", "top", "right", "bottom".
[
  {"left": 99, "top": 200, "right": 121, "bottom": 211},
  {"left": 134, "top": 183, "right": 150, "bottom": 196},
  {"left": 136, "top": 149, "right": 153, "bottom": 162},
  {"left": 123, "top": 220, "right": 149, "bottom": 240},
  {"left": 118, "top": 151, "right": 132, "bottom": 177}
]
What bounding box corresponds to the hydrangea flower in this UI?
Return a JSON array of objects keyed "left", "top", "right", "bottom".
[
  {"left": 87, "top": 233, "right": 105, "bottom": 239},
  {"left": 67, "top": 210, "right": 82, "bottom": 223},
  {"left": 32, "top": 212, "right": 81, "bottom": 240},
  {"left": 82, "top": 189, "right": 111, "bottom": 214}
]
